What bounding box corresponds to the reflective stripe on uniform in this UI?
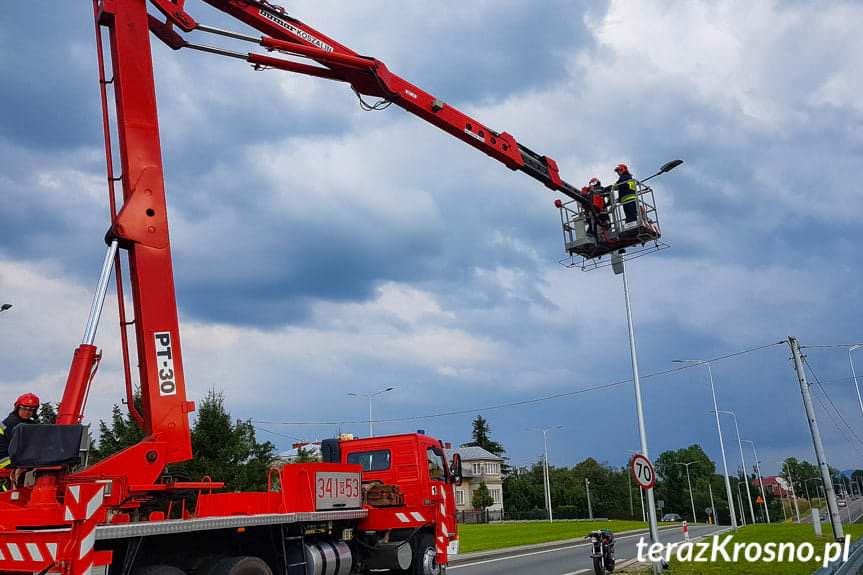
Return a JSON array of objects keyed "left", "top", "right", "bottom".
[
  {"left": 0, "top": 456, "right": 10, "bottom": 468},
  {"left": 620, "top": 194, "right": 637, "bottom": 203}
]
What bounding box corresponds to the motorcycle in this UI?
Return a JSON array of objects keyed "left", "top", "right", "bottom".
[{"left": 587, "top": 529, "right": 615, "bottom": 575}]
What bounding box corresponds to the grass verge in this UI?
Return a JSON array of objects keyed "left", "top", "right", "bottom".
[{"left": 457, "top": 520, "right": 652, "bottom": 553}]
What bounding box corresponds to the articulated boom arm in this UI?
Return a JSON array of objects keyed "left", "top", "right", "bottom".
[{"left": 149, "top": 0, "right": 588, "bottom": 205}]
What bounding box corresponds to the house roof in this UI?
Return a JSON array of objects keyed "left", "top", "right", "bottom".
[{"left": 449, "top": 446, "right": 504, "bottom": 462}]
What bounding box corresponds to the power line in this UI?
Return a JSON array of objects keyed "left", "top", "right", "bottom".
[
  {"left": 804, "top": 356, "right": 863, "bottom": 446},
  {"left": 252, "top": 340, "right": 785, "bottom": 427},
  {"left": 810, "top": 384, "right": 863, "bottom": 458}
]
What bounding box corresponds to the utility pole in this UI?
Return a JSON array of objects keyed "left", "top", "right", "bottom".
[
  {"left": 788, "top": 336, "right": 843, "bottom": 539},
  {"left": 586, "top": 478, "right": 594, "bottom": 520}
]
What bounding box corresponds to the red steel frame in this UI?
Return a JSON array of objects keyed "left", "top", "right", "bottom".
[{"left": 0, "top": 1, "right": 592, "bottom": 572}]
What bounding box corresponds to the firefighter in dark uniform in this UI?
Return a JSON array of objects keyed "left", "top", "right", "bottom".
[
  {"left": 614, "top": 163, "right": 639, "bottom": 224},
  {"left": 0, "top": 393, "right": 40, "bottom": 487}
]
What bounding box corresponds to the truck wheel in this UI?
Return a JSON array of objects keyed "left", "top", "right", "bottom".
[
  {"left": 206, "top": 556, "right": 273, "bottom": 575},
  {"left": 133, "top": 566, "right": 185, "bottom": 575},
  {"left": 412, "top": 534, "right": 442, "bottom": 575}
]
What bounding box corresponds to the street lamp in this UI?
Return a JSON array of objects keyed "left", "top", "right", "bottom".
[
  {"left": 715, "top": 410, "right": 756, "bottom": 524},
  {"left": 849, "top": 345, "right": 863, "bottom": 419},
  {"left": 0, "top": 303, "right": 11, "bottom": 313},
  {"left": 731, "top": 478, "right": 746, "bottom": 526},
  {"left": 741, "top": 439, "right": 770, "bottom": 523},
  {"left": 674, "top": 461, "right": 698, "bottom": 523},
  {"left": 805, "top": 477, "right": 824, "bottom": 510},
  {"left": 673, "top": 359, "right": 737, "bottom": 531},
  {"left": 529, "top": 426, "right": 564, "bottom": 523},
  {"left": 347, "top": 387, "right": 395, "bottom": 437}
]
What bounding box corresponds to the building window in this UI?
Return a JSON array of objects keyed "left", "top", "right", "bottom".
[
  {"left": 456, "top": 489, "right": 465, "bottom": 506},
  {"left": 491, "top": 488, "right": 502, "bottom": 505}
]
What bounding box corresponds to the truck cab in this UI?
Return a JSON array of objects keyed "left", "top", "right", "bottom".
[{"left": 325, "top": 432, "right": 462, "bottom": 573}]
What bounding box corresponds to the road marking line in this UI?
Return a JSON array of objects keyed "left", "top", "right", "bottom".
[{"left": 560, "top": 570, "right": 590, "bottom": 575}]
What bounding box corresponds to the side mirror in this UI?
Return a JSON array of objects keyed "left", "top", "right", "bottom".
[{"left": 450, "top": 453, "right": 463, "bottom": 486}]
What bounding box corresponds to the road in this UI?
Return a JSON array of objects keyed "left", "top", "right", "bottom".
[
  {"left": 798, "top": 496, "right": 863, "bottom": 525},
  {"left": 450, "top": 524, "right": 729, "bottom": 575}
]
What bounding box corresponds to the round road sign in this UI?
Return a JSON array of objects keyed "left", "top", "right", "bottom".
[{"left": 630, "top": 453, "right": 656, "bottom": 489}]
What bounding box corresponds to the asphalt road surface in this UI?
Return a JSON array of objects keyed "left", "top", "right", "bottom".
[
  {"left": 450, "top": 524, "right": 729, "bottom": 575},
  {"left": 798, "top": 496, "right": 863, "bottom": 525}
]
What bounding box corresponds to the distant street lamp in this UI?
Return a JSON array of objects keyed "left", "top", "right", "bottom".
[
  {"left": 674, "top": 359, "right": 737, "bottom": 531},
  {"left": 805, "top": 477, "right": 824, "bottom": 506},
  {"left": 674, "top": 461, "right": 698, "bottom": 523},
  {"left": 716, "top": 410, "right": 756, "bottom": 524},
  {"left": 626, "top": 449, "right": 647, "bottom": 522},
  {"left": 741, "top": 439, "right": 770, "bottom": 523},
  {"left": 529, "top": 426, "right": 564, "bottom": 523},
  {"left": 0, "top": 303, "right": 11, "bottom": 313},
  {"left": 347, "top": 387, "right": 395, "bottom": 437}
]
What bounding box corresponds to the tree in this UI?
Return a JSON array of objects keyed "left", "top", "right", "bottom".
[
  {"left": 38, "top": 402, "right": 57, "bottom": 424},
  {"left": 293, "top": 445, "right": 321, "bottom": 463},
  {"left": 96, "top": 403, "right": 145, "bottom": 460},
  {"left": 472, "top": 481, "right": 494, "bottom": 510},
  {"left": 171, "top": 389, "right": 277, "bottom": 492},
  {"left": 461, "top": 415, "right": 509, "bottom": 474}
]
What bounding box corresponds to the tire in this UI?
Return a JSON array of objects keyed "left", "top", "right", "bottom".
[
  {"left": 206, "top": 556, "right": 273, "bottom": 575},
  {"left": 133, "top": 566, "right": 185, "bottom": 575},
  {"left": 592, "top": 556, "right": 605, "bottom": 575},
  {"left": 412, "top": 534, "right": 442, "bottom": 575},
  {"left": 604, "top": 553, "right": 616, "bottom": 573}
]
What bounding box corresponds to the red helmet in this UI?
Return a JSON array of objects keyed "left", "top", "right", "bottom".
[
  {"left": 15, "top": 393, "right": 40, "bottom": 408},
  {"left": 589, "top": 177, "right": 601, "bottom": 186},
  {"left": 615, "top": 163, "right": 629, "bottom": 174}
]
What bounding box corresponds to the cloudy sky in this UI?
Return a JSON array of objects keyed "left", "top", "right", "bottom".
[{"left": 1, "top": 1, "right": 862, "bottom": 478}]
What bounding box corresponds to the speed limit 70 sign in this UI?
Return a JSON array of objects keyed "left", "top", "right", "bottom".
[{"left": 630, "top": 453, "right": 656, "bottom": 489}]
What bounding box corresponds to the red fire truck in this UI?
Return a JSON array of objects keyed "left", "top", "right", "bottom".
[{"left": 0, "top": 1, "right": 648, "bottom": 573}]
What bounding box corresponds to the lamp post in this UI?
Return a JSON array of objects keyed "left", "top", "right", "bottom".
[
  {"left": 529, "top": 426, "right": 564, "bottom": 523},
  {"left": 741, "top": 439, "right": 770, "bottom": 523},
  {"left": 627, "top": 450, "right": 647, "bottom": 522},
  {"left": 347, "top": 387, "right": 395, "bottom": 437},
  {"left": 605, "top": 160, "right": 682, "bottom": 573},
  {"left": 782, "top": 463, "right": 801, "bottom": 523},
  {"left": 674, "top": 359, "right": 737, "bottom": 531},
  {"left": 674, "top": 461, "right": 698, "bottom": 523},
  {"left": 586, "top": 478, "right": 594, "bottom": 520},
  {"left": 849, "top": 345, "right": 863, "bottom": 419},
  {"left": 805, "top": 477, "right": 823, "bottom": 507},
  {"left": 732, "top": 479, "right": 746, "bottom": 526},
  {"left": 716, "top": 410, "right": 756, "bottom": 524}
]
